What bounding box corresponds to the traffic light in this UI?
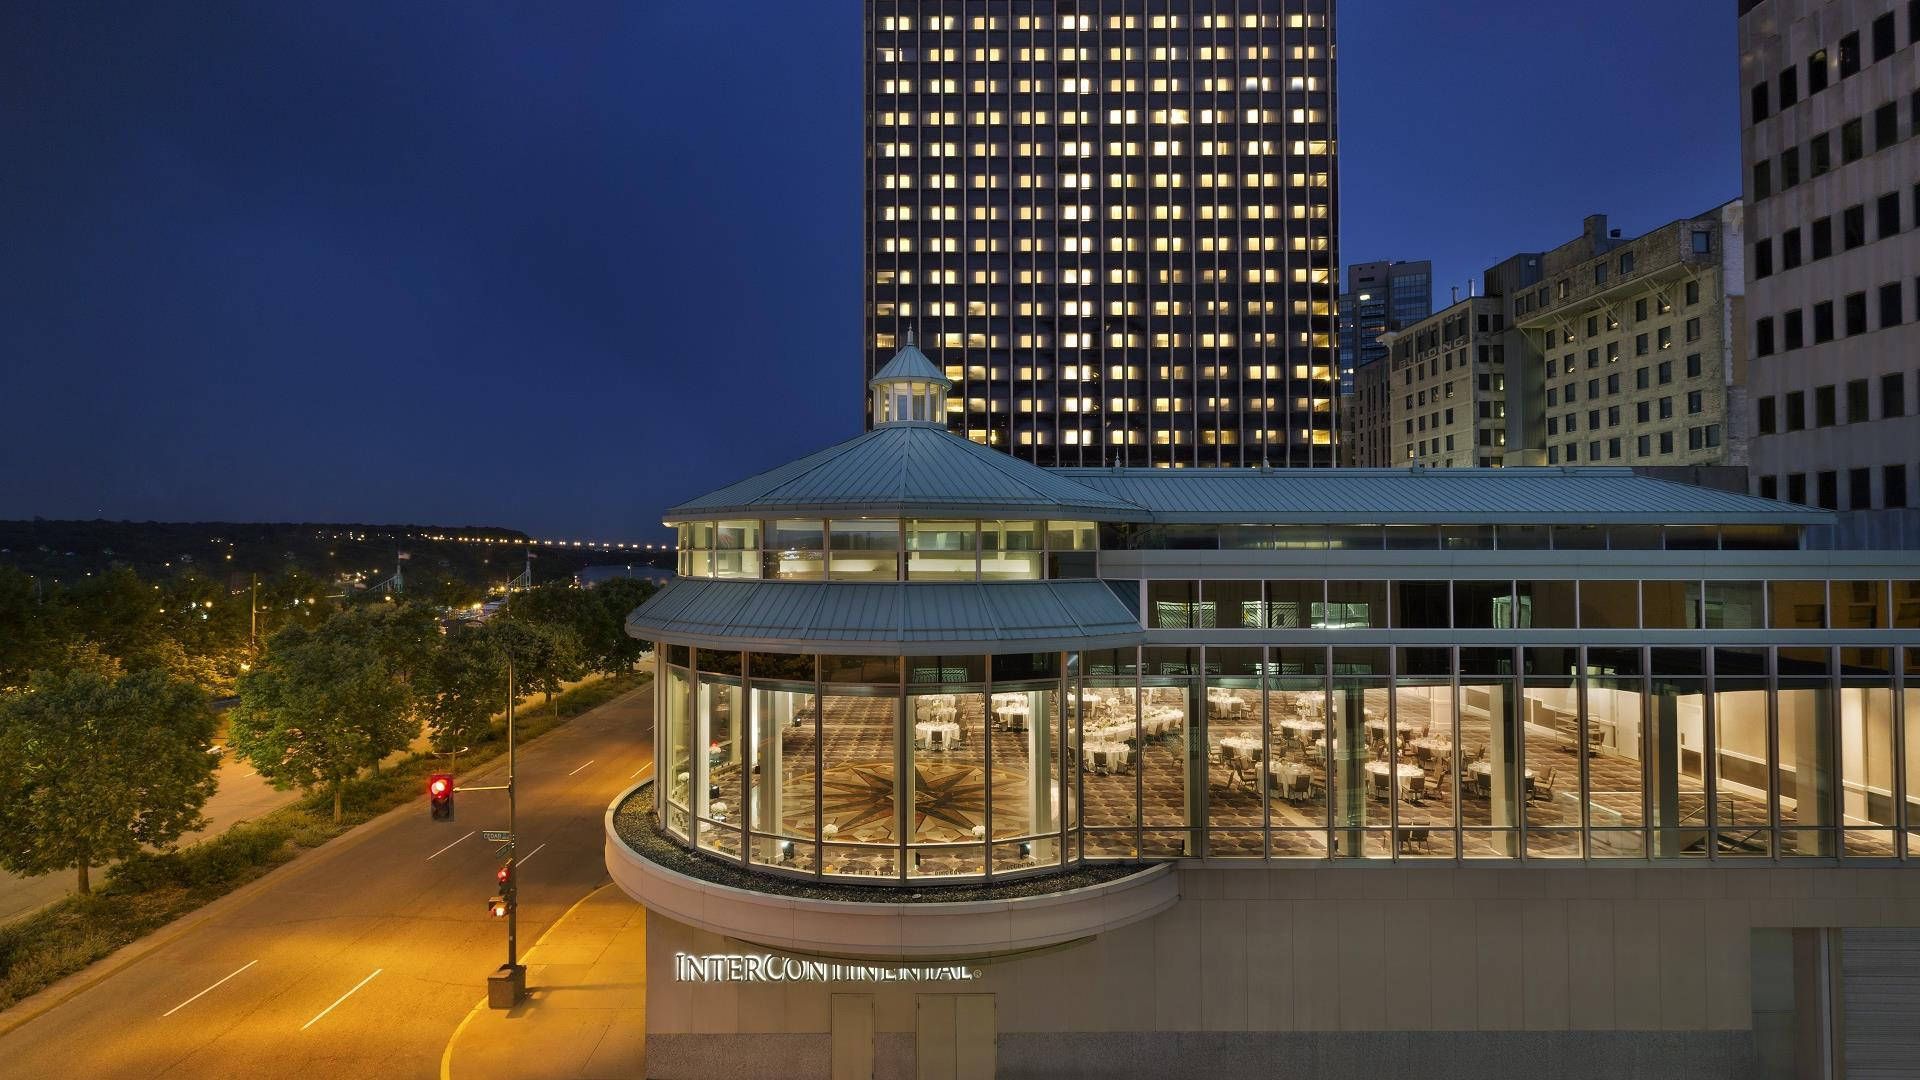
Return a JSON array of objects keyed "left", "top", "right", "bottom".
[
  {"left": 496, "top": 861, "right": 512, "bottom": 889},
  {"left": 487, "top": 895, "right": 508, "bottom": 918},
  {"left": 429, "top": 773, "right": 454, "bottom": 821}
]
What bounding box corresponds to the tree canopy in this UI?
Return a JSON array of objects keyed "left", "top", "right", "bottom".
[
  {"left": 229, "top": 616, "right": 420, "bottom": 822},
  {"left": 0, "top": 668, "right": 219, "bottom": 894}
]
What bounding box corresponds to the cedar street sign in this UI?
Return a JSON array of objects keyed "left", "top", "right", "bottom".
[
  {"left": 674, "top": 952, "right": 982, "bottom": 984},
  {"left": 482, "top": 830, "right": 512, "bottom": 843}
]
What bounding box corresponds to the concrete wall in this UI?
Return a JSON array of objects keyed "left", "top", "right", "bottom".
[{"left": 643, "top": 863, "right": 1920, "bottom": 1079}]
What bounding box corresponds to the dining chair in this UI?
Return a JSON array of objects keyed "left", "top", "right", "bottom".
[{"left": 1531, "top": 766, "right": 1559, "bottom": 803}]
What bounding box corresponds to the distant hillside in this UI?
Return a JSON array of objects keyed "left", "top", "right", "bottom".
[{"left": 0, "top": 519, "right": 666, "bottom": 591}]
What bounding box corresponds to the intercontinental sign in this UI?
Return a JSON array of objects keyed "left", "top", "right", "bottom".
[{"left": 674, "top": 952, "right": 981, "bottom": 984}]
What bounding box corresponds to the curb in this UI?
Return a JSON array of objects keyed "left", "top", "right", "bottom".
[
  {"left": 439, "top": 880, "right": 619, "bottom": 1080},
  {"left": 0, "top": 681, "right": 647, "bottom": 1041}
]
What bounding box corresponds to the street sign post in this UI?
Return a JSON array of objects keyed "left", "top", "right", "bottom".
[{"left": 482, "top": 830, "right": 513, "bottom": 843}]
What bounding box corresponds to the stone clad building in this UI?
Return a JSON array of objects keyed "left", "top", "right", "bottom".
[
  {"left": 1512, "top": 205, "right": 1749, "bottom": 470},
  {"left": 1740, "top": 0, "right": 1920, "bottom": 512},
  {"left": 1378, "top": 295, "right": 1510, "bottom": 469}
]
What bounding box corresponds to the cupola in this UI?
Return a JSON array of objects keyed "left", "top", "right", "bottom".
[{"left": 868, "top": 334, "right": 951, "bottom": 426}]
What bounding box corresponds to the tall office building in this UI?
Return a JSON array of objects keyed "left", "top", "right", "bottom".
[
  {"left": 864, "top": 1, "right": 1339, "bottom": 468},
  {"left": 1336, "top": 258, "right": 1431, "bottom": 394},
  {"left": 1740, "top": 0, "right": 1920, "bottom": 510}
]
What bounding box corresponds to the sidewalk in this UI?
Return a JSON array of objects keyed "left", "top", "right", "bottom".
[{"left": 442, "top": 883, "right": 649, "bottom": 1080}]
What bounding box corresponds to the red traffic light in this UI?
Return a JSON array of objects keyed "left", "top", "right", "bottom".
[
  {"left": 428, "top": 773, "right": 455, "bottom": 822},
  {"left": 496, "top": 863, "right": 511, "bottom": 886}
]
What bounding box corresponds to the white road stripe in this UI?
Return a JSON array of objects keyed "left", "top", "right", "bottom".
[
  {"left": 630, "top": 764, "right": 652, "bottom": 779},
  {"left": 567, "top": 759, "right": 595, "bottom": 776},
  {"left": 516, "top": 842, "right": 548, "bottom": 866},
  {"left": 428, "top": 831, "right": 473, "bottom": 859},
  {"left": 162, "top": 959, "right": 257, "bottom": 1017},
  {"left": 301, "top": 969, "right": 381, "bottom": 1031}
]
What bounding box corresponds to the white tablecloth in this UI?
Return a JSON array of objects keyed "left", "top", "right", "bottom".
[
  {"left": 1364, "top": 761, "right": 1424, "bottom": 794},
  {"left": 915, "top": 720, "right": 961, "bottom": 749},
  {"left": 1279, "top": 718, "right": 1325, "bottom": 741},
  {"left": 1082, "top": 741, "right": 1131, "bottom": 771},
  {"left": 1466, "top": 760, "right": 1534, "bottom": 780},
  {"left": 1219, "top": 736, "right": 1263, "bottom": 757}
]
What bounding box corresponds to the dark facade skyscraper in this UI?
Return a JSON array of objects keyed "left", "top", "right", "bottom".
[
  {"left": 864, "top": 1, "right": 1339, "bottom": 467},
  {"left": 1335, "top": 258, "right": 1430, "bottom": 395}
]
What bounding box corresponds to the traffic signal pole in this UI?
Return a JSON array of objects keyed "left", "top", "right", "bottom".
[
  {"left": 485, "top": 577, "right": 526, "bottom": 1009},
  {"left": 506, "top": 650, "right": 518, "bottom": 971}
]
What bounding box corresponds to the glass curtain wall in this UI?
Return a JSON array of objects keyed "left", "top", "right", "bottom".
[
  {"left": 1907, "top": 648, "right": 1920, "bottom": 856},
  {"left": 694, "top": 651, "right": 744, "bottom": 859},
  {"left": 980, "top": 520, "right": 1043, "bottom": 580},
  {"left": 1081, "top": 648, "right": 1141, "bottom": 858},
  {"left": 1139, "top": 648, "right": 1198, "bottom": 857},
  {"left": 663, "top": 655, "right": 693, "bottom": 839},
  {"left": 1839, "top": 648, "right": 1896, "bottom": 857},
  {"left": 1460, "top": 648, "right": 1521, "bottom": 858},
  {"left": 907, "top": 659, "right": 986, "bottom": 879},
  {"left": 1331, "top": 648, "right": 1390, "bottom": 857},
  {"left": 652, "top": 644, "right": 1916, "bottom": 874},
  {"left": 1395, "top": 649, "right": 1457, "bottom": 859},
  {"left": 1521, "top": 648, "right": 1581, "bottom": 858},
  {"left": 1713, "top": 648, "right": 1772, "bottom": 856},
  {"left": 1266, "top": 649, "right": 1329, "bottom": 857},
  {"left": 1584, "top": 648, "right": 1646, "bottom": 857},
  {"left": 1205, "top": 648, "right": 1265, "bottom": 857},
  {"left": 1648, "top": 649, "right": 1708, "bottom": 858},
  {"left": 1778, "top": 648, "right": 1836, "bottom": 856},
  {"left": 748, "top": 653, "right": 818, "bottom": 872},
  {"left": 905, "top": 520, "right": 976, "bottom": 580},
  {"left": 990, "top": 652, "right": 1061, "bottom": 873}
]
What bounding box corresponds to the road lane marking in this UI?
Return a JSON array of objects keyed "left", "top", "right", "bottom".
[
  {"left": 428, "top": 831, "right": 474, "bottom": 859},
  {"left": 630, "top": 764, "right": 650, "bottom": 779},
  {"left": 516, "top": 842, "right": 548, "bottom": 866},
  {"left": 162, "top": 959, "right": 257, "bottom": 1017},
  {"left": 301, "top": 968, "right": 381, "bottom": 1031},
  {"left": 567, "top": 759, "right": 595, "bottom": 776}
]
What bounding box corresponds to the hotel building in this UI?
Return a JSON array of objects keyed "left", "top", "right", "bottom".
[
  {"left": 1740, "top": 0, "right": 1920, "bottom": 509},
  {"left": 863, "top": 0, "right": 1339, "bottom": 468},
  {"left": 609, "top": 346, "right": 1920, "bottom": 1079}
]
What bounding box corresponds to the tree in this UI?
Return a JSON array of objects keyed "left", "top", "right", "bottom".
[
  {"left": 591, "top": 578, "right": 658, "bottom": 671},
  {"left": 229, "top": 622, "right": 416, "bottom": 823},
  {"left": 492, "top": 619, "right": 582, "bottom": 707},
  {"left": 0, "top": 567, "right": 56, "bottom": 689},
  {"left": 418, "top": 622, "right": 506, "bottom": 751},
  {"left": 0, "top": 669, "right": 218, "bottom": 894}
]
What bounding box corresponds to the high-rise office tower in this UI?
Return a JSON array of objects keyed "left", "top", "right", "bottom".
[
  {"left": 1335, "top": 259, "right": 1430, "bottom": 395},
  {"left": 1740, "top": 0, "right": 1919, "bottom": 511},
  {"left": 864, "top": 1, "right": 1339, "bottom": 467}
]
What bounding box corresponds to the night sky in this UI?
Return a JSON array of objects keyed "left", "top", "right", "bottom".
[{"left": 0, "top": 2, "right": 1737, "bottom": 541}]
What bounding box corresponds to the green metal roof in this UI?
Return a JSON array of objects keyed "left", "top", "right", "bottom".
[
  {"left": 625, "top": 578, "right": 1144, "bottom": 655},
  {"left": 1053, "top": 467, "right": 1830, "bottom": 525},
  {"left": 664, "top": 423, "right": 1146, "bottom": 523},
  {"left": 869, "top": 343, "right": 950, "bottom": 386}
]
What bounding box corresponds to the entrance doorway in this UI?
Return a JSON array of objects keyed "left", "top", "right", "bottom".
[
  {"left": 831, "top": 993, "right": 875, "bottom": 1080},
  {"left": 915, "top": 993, "right": 995, "bottom": 1080}
]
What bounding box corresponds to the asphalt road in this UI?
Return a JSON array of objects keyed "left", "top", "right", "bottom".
[{"left": 0, "top": 685, "right": 654, "bottom": 1080}]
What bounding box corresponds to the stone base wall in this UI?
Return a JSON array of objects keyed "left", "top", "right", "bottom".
[
  {"left": 640, "top": 864, "right": 1920, "bottom": 1079},
  {"left": 645, "top": 1030, "right": 1757, "bottom": 1080}
]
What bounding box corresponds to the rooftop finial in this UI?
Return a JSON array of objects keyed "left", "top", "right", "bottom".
[{"left": 905, "top": 326, "right": 916, "bottom": 347}]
